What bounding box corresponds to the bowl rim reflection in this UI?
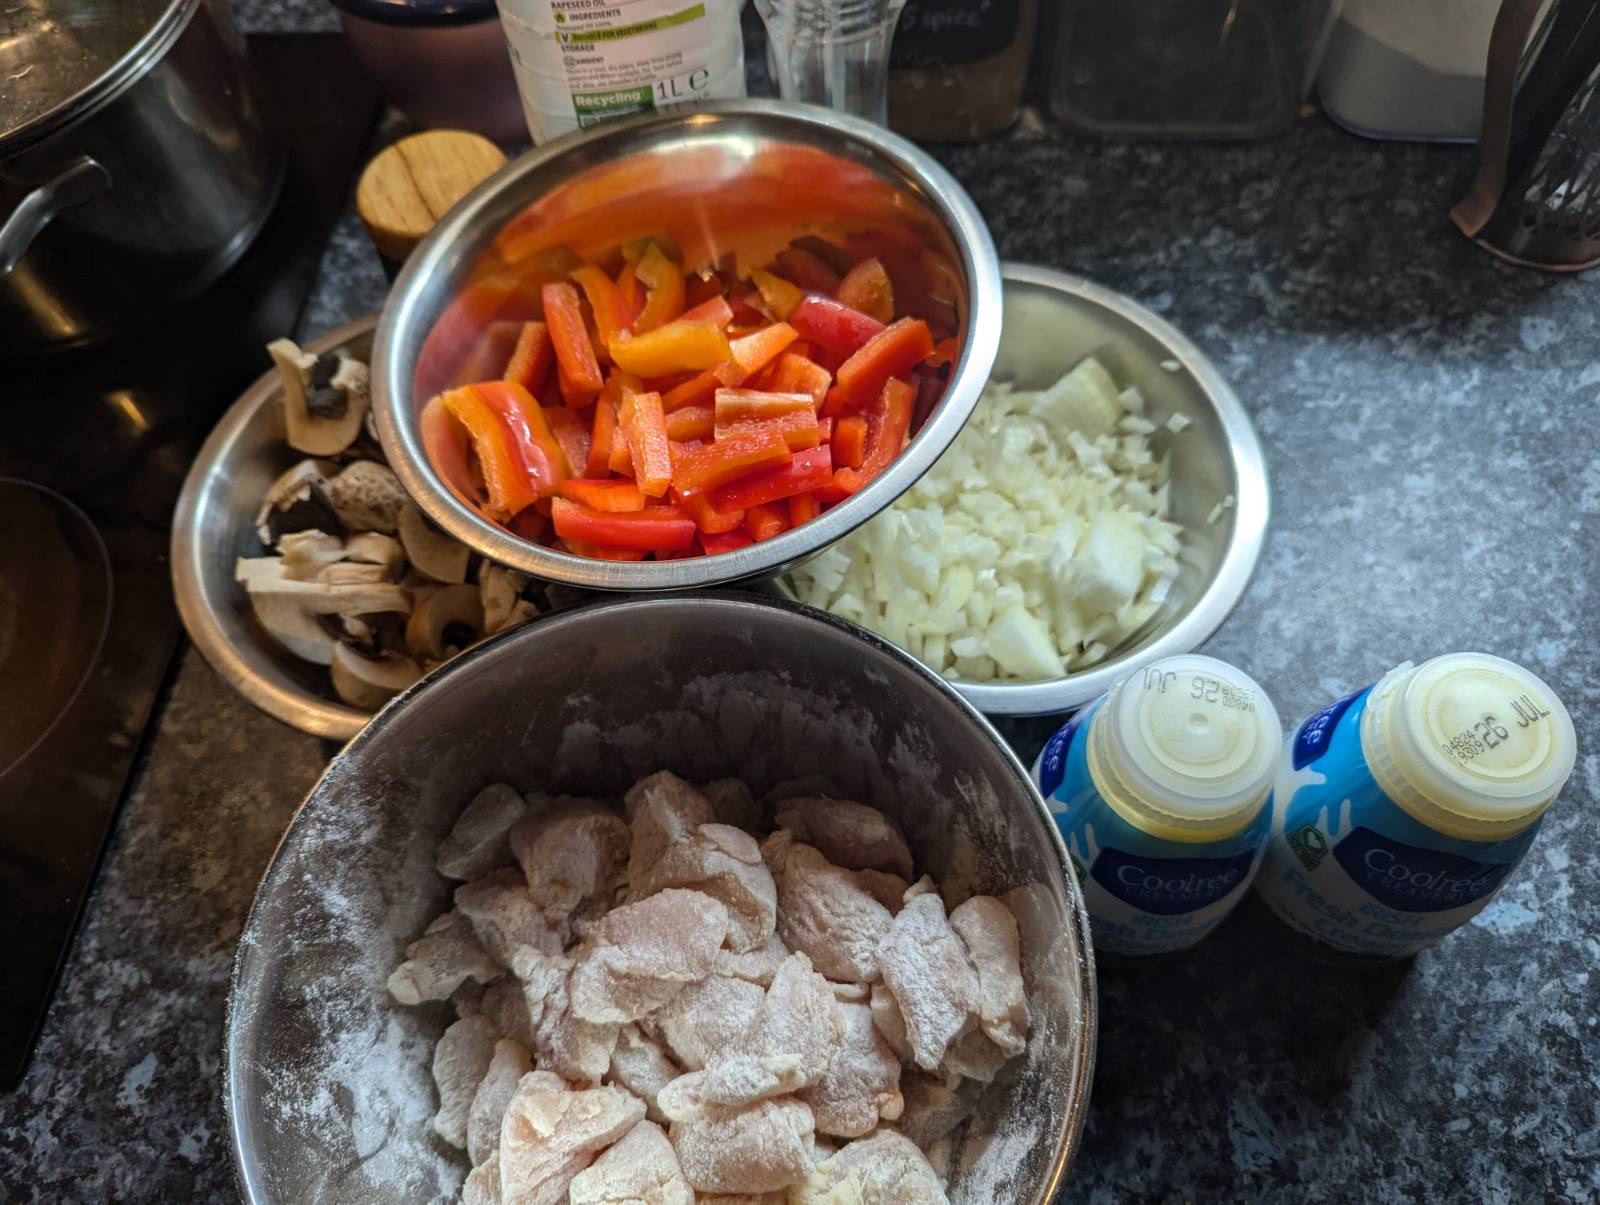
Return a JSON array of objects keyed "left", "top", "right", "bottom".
[
  {"left": 371, "top": 98, "right": 1003, "bottom": 592},
  {"left": 222, "top": 592, "right": 1097, "bottom": 1204}
]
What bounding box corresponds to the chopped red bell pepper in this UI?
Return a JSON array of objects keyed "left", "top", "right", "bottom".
[
  {"left": 556, "top": 478, "right": 647, "bottom": 512},
  {"left": 420, "top": 394, "right": 476, "bottom": 505},
  {"left": 700, "top": 528, "right": 754, "bottom": 555},
  {"left": 832, "top": 413, "right": 868, "bottom": 468},
  {"left": 674, "top": 488, "right": 745, "bottom": 534},
  {"left": 542, "top": 282, "right": 604, "bottom": 398},
  {"left": 679, "top": 296, "right": 735, "bottom": 328},
  {"left": 618, "top": 390, "right": 672, "bottom": 497},
  {"left": 715, "top": 322, "right": 799, "bottom": 387},
  {"left": 475, "top": 380, "right": 573, "bottom": 483},
  {"left": 715, "top": 410, "right": 822, "bottom": 452},
  {"left": 835, "top": 257, "right": 894, "bottom": 323},
  {"left": 440, "top": 384, "right": 540, "bottom": 520},
  {"left": 750, "top": 268, "right": 804, "bottom": 320},
  {"left": 831, "top": 376, "right": 915, "bottom": 495},
  {"left": 671, "top": 429, "right": 793, "bottom": 497},
  {"left": 774, "top": 247, "right": 841, "bottom": 293},
  {"left": 816, "top": 417, "right": 833, "bottom": 441},
  {"left": 662, "top": 368, "right": 720, "bottom": 411},
  {"left": 789, "top": 294, "right": 886, "bottom": 355},
  {"left": 543, "top": 405, "right": 590, "bottom": 477},
  {"left": 610, "top": 320, "right": 731, "bottom": 378},
  {"left": 615, "top": 261, "right": 643, "bottom": 324},
  {"left": 833, "top": 318, "right": 934, "bottom": 412},
  {"left": 503, "top": 321, "right": 554, "bottom": 392},
  {"left": 710, "top": 445, "right": 833, "bottom": 512},
  {"left": 664, "top": 403, "right": 714, "bottom": 443},
  {"left": 818, "top": 385, "right": 851, "bottom": 419},
  {"left": 713, "top": 388, "right": 815, "bottom": 425},
  {"left": 508, "top": 507, "right": 549, "bottom": 542},
  {"left": 765, "top": 352, "right": 833, "bottom": 407},
  {"left": 570, "top": 264, "right": 632, "bottom": 356},
  {"left": 551, "top": 498, "right": 696, "bottom": 552},
  {"left": 743, "top": 502, "right": 790, "bottom": 542},
  {"left": 789, "top": 490, "right": 820, "bottom": 526},
  {"left": 633, "top": 243, "right": 685, "bottom": 332},
  {"left": 587, "top": 397, "right": 618, "bottom": 477}
]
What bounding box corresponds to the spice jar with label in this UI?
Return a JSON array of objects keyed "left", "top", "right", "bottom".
[{"left": 888, "top": 0, "right": 1038, "bottom": 141}]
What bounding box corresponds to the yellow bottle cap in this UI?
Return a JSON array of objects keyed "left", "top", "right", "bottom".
[
  {"left": 1087, "top": 654, "right": 1282, "bottom": 842},
  {"left": 1362, "top": 653, "right": 1576, "bottom": 839}
]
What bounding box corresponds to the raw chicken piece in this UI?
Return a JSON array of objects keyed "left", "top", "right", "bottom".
[
  {"left": 656, "top": 974, "right": 765, "bottom": 1071},
  {"left": 941, "top": 1029, "right": 1010, "bottom": 1082},
  {"left": 657, "top": 1055, "right": 807, "bottom": 1116},
  {"left": 388, "top": 910, "right": 502, "bottom": 1005},
  {"left": 433, "top": 1015, "right": 499, "bottom": 1149},
  {"left": 439, "top": 783, "right": 526, "bottom": 881},
  {"left": 852, "top": 870, "right": 911, "bottom": 914},
  {"left": 624, "top": 771, "right": 716, "bottom": 882},
  {"left": 570, "top": 889, "right": 730, "bottom": 1023},
  {"left": 568, "top": 1119, "right": 693, "bottom": 1205},
  {"left": 713, "top": 932, "right": 791, "bottom": 986},
  {"left": 453, "top": 979, "right": 488, "bottom": 1018},
  {"left": 758, "top": 829, "right": 792, "bottom": 875},
  {"left": 901, "top": 876, "right": 939, "bottom": 901},
  {"left": 792, "top": 1129, "right": 948, "bottom": 1204},
  {"left": 669, "top": 1097, "right": 817, "bottom": 1195},
  {"left": 699, "top": 1196, "right": 785, "bottom": 1204},
  {"left": 776, "top": 844, "right": 893, "bottom": 984},
  {"left": 948, "top": 895, "right": 1029, "bottom": 1058},
  {"left": 773, "top": 800, "right": 913, "bottom": 879},
  {"left": 760, "top": 776, "right": 840, "bottom": 806},
  {"left": 462, "top": 1151, "right": 501, "bottom": 1205},
  {"left": 469, "top": 1038, "right": 533, "bottom": 1165},
  {"left": 798, "top": 1001, "right": 903, "bottom": 1138},
  {"left": 895, "top": 1072, "right": 981, "bottom": 1150},
  {"left": 829, "top": 981, "right": 869, "bottom": 1003},
  {"left": 516, "top": 951, "right": 620, "bottom": 1085},
  {"left": 874, "top": 894, "right": 980, "bottom": 1071},
  {"left": 510, "top": 803, "right": 630, "bottom": 927},
  {"left": 498, "top": 1072, "right": 645, "bottom": 1205},
  {"left": 742, "top": 952, "right": 845, "bottom": 1086},
  {"left": 480, "top": 978, "right": 538, "bottom": 1051},
  {"left": 867, "top": 984, "right": 913, "bottom": 1064},
  {"left": 632, "top": 823, "right": 776, "bottom": 953},
  {"left": 700, "top": 778, "right": 763, "bottom": 832},
  {"left": 455, "top": 868, "right": 565, "bottom": 966},
  {"left": 607, "top": 1023, "right": 682, "bottom": 1125}
]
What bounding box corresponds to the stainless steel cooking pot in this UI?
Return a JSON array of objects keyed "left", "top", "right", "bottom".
[{"left": 0, "top": 0, "right": 282, "bottom": 353}]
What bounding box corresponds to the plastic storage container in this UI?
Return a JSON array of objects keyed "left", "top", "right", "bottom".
[
  {"left": 888, "top": 0, "right": 1040, "bottom": 141},
  {"left": 1256, "top": 653, "right": 1577, "bottom": 960},
  {"left": 1046, "top": 0, "right": 1346, "bottom": 139}
]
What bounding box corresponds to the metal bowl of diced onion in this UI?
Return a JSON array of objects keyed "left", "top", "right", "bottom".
[{"left": 780, "top": 263, "right": 1269, "bottom": 717}]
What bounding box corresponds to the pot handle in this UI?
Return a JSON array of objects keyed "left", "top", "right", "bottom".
[{"left": 0, "top": 155, "right": 111, "bottom": 277}]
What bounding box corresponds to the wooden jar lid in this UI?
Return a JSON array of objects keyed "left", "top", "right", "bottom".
[{"left": 357, "top": 130, "right": 507, "bottom": 263}]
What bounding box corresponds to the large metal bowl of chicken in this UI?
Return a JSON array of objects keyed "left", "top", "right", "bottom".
[{"left": 223, "top": 593, "right": 1095, "bottom": 1202}]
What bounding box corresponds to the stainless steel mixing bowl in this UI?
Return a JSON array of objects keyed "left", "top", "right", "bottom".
[
  {"left": 371, "top": 99, "right": 1002, "bottom": 591},
  {"left": 782, "top": 262, "right": 1270, "bottom": 717},
  {"left": 224, "top": 594, "right": 1095, "bottom": 1203}
]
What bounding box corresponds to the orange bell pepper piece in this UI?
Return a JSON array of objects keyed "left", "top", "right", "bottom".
[
  {"left": 765, "top": 352, "right": 833, "bottom": 408},
  {"left": 715, "top": 410, "right": 821, "bottom": 452},
  {"left": 556, "top": 478, "right": 647, "bottom": 512},
  {"left": 713, "top": 388, "right": 814, "bottom": 424},
  {"left": 831, "top": 376, "right": 915, "bottom": 495},
  {"left": 570, "top": 264, "right": 632, "bottom": 356},
  {"left": 474, "top": 380, "right": 573, "bottom": 481},
  {"left": 750, "top": 268, "right": 805, "bottom": 320},
  {"left": 616, "top": 261, "right": 644, "bottom": 324},
  {"left": 618, "top": 390, "right": 672, "bottom": 497},
  {"left": 543, "top": 404, "right": 590, "bottom": 477},
  {"left": 541, "top": 282, "right": 604, "bottom": 399},
  {"left": 774, "top": 247, "right": 841, "bottom": 293},
  {"left": 420, "top": 394, "right": 476, "bottom": 506},
  {"left": 832, "top": 413, "right": 868, "bottom": 468},
  {"left": 680, "top": 295, "right": 735, "bottom": 328},
  {"left": 440, "top": 384, "right": 539, "bottom": 520},
  {"left": 551, "top": 498, "right": 696, "bottom": 552},
  {"left": 610, "top": 320, "right": 731, "bottom": 378},
  {"left": 664, "top": 403, "right": 714, "bottom": 443},
  {"left": 503, "top": 321, "right": 554, "bottom": 392},
  {"left": 743, "top": 501, "right": 791, "bottom": 543},
  {"left": 834, "top": 257, "right": 895, "bottom": 323},
  {"left": 662, "top": 368, "right": 721, "bottom": 411},
  {"left": 834, "top": 318, "right": 934, "bottom": 412},
  {"left": 633, "top": 243, "right": 685, "bottom": 333},
  {"left": 789, "top": 490, "right": 820, "bottom": 526},
  {"left": 710, "top": 445, "right": 834, "bottom": 512},
  {"left": 673, "top": 487, "right": 745, "bottom": 534},
  {"left": 714, "top": 322, "right": 798, "bottom": 387},
  {"left": 587, "top": 396, "right": 618, "bottom": 477},
  {"left": 671, "top": 428, "right": 793, "bottom": 497}
]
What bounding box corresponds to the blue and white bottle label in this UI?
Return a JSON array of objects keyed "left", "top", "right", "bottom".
[
  {"left": 1036, "top": 700, "right": 1271, "bottom": 956},
  {"left": 1256, "top": 687, "right": 1542, "bottom": 958}
]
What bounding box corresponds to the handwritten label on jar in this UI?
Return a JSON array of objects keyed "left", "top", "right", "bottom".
[{"left": 890, "top": 0, "right": 1022, "bottom": 68}]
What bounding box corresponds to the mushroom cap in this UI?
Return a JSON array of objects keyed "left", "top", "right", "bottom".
[
  {"left": 330, "top": 643, "right": 422, "bottom": 710},
  {"left": 406, "top": 583, "right": 484, "bottom": 662},
  {"left": 398, "top": 502, "right": 470, "bottom": 585}
]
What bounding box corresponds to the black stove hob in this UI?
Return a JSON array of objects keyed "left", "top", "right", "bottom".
[{"left": 0, "top": 33, "right": 380, "bottom": 1090}]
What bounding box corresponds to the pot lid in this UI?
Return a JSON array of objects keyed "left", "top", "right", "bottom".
[{"left": 1, "top": 0, "right": 199, "bottom": 152}]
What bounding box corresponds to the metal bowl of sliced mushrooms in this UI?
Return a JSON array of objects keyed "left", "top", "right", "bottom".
[{"left": 172, "top": 314, "right": 584, "bottom": 741}]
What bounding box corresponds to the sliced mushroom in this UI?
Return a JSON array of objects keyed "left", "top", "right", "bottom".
[
  {"left": 399, "top": 502, "right": 469, "bottom": 584},
  {"left": 330, "top": 642, "right": 422, "bottom": 710},
  {"left": 248, "top": 592, "right": 340, "bottom": 664},
  {"left": 243, "top": 576, "right": 411, "bottom": 665},
  {"left": 318, "top": 561, "right": 394, "bottom": 586},
  {"left": 496, "top": 598, "right": 540, "bottom": 635},
  {"left": 478, "top": 562, "right": 531, "bottom": 633},
  {"left": 279, "top": 530, "right": 347, "bottom": 581},
  {"left": 269, "top": 339, "right": 369, "bottom": 457},
  {"left": 344, "top": 532, "right": 405, "bottom": 573},
  {"left": 328, "top": 460, "right": 409, "bottom": 535},
  {"left": 405, "top": 583, "right": 483, "bottom": 662},
  {"left": 255, "top": 460, "right": 342, "bottom": 550},
  {"left": 235, "top": 556, "right": 288, "bottom": 585}
]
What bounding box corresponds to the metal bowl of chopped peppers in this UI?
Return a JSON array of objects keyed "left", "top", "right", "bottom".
[{"left": 372, "top": 99, "right": 1002, "bottom": 589}]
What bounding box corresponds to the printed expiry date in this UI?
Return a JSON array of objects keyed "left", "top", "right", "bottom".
[
  {"left": 1141, "top": 667, "right": 1256, "bottom": 712},
  {"left": 1439, "top": 694, "right": 1552, "bottom": 765}
]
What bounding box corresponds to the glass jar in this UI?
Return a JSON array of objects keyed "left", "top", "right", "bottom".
[
  {"left": 1046, "top": 0, "right": 1345, "bottom": 139},
  {"left": 888, "top": 0, "right": 1039, "bottom": 141}
]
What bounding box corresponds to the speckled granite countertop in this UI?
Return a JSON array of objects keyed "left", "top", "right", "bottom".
[{"left": 3, "top": 5, "right": 1597, "bottom": 1202}]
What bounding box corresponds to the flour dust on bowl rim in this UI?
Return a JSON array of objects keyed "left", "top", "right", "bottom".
[
  {"left": 371, "top": 98, "right": 1003, "bottom": 590},
  {"left": 223, "top": 593, "right": 1095, "bottom": 1203}
]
